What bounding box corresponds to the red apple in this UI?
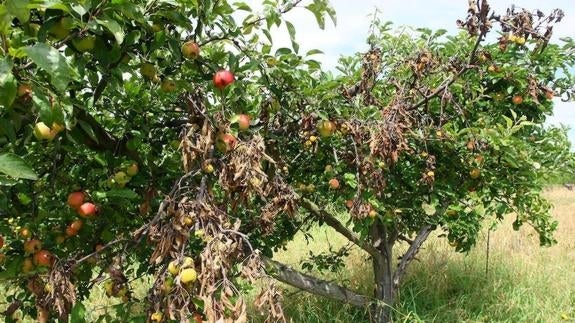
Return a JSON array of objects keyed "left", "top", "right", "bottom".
[
  {"left": 33, "top": 250, "right": 53, "bottom": 267},
  {"left": 66, "top": 219, "right": 83, "bottom": 236},
  {"left": 181, "top": 41, "right": 200, "bottom": 59},
  {"left": 24, "top": 239, "right": 42, "bottom": 254},
  {"left": 78, "top": 202, "right": 97, "bottom": 218},
  {"left": 238, "top": 114, "right": 250, "bottom": 131},
  {"left": 215, "top": 133, "right": 237, "bottom": 153},
  {"left": 512, "top": 95, "right": 523, "bottom": 105},
  {"left": 65, "top": 225, "right": 77, "bottom": 237},
  {"left": 328, "top": 178, "right": 340, "bottom": 189},
  {"left": 213, "top": 70, "right": 235, "bottom": 90},
  {"left": 345, "top": 200, "right": 354, "bottom": 209},
  {"left": 0, "top": 236, "right": 3, "bottom": 248},
  {"left": 67, "top": 191, "right": 85, "bottom": 209},
  {"left": 70, "top": 219, "right": 83, "bottom": 231}
]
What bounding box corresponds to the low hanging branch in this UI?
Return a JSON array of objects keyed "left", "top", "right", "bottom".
[{"left": 262, "top": 257, "right": 370, "bottom": 307}]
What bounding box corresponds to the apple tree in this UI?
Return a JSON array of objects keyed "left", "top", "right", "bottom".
[
  {"left": 0, "top": 0, "right": 574, "bottom": 322},
  {"left": 261, "top": 2, "right": 575, "bottom": 322},
  {"left": 0, "top": 0, "right": 336, "bottom": 321}
]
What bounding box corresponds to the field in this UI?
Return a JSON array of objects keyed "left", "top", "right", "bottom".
[
  {"left": 255, "top": 186, "right": 575, "bottom": 322},
  {"left": 3, "top": 187, "right": 574, "bottom": 322}
]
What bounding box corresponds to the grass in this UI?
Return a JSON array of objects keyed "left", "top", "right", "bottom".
[
  {"left": 255, "top": 186, "right": 575, "bottom": 322},
  {"left": 3, "top": 186, "right": 574, "bottom": 322}
]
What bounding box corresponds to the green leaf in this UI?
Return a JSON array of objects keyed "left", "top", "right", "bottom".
[
  {"left": 0, "top": 175, "right": 18, "bottom": 186},
  {"left": 306, "top": 49, "right": 324, "bottom": 56},
  {"left": 0, "top": 118, "right": 16, "bottom": 143},
  {"left": 97, "top": 18, "right": 125, "bottom": 44},
  {"left": 0, "top": 153, "right": 38, "bottom": 180},
  {"left": 0, "top": 58, "right": 17, "bottom": 108},
  {"left": 32, "top": 91, "right": 55, "bottom": 124},
  {"left": 234, "top": 2, "right": 251, "bottom": 11},
  {"left": 306, "top": 3, "right": 325, "bottom": 29},
  {"left": 0, "top": 5, "right": 12, "bottom": 34},
  {"left": 103, "top": 189, "right": 139, "bottom": 200},
  {"left": 70, "top": 302, "right": 87, "bottom": 323},
  {"left": 27, "top": 1, "right": 69, "bottom": 12},
  {"left": 343, "top": 173, "right": 357, "bottom": 189},
  {"left": 77, "top": 120, "right": 99, "bottom": 144},
  {"left": 70, "top": 3, "right": 90, "bottom": 17},
  {"left": 5, "top": 0, "right": 29, "bottom": 23},
  {"left": 286, "top": 21, "right": 296, "bottom": 41},
  {"left": 23, "top": 43, "right": 77, "bottom": 92}
]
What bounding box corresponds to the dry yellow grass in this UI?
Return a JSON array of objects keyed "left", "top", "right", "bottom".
[{"left": 266, "top": 186, "right": 575, "bottom": 322}]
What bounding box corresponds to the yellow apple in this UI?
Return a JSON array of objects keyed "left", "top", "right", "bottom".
[
  {"left": 167, "top": 260, "right": 180, "bottom": 276},
  {"left": 179, "top": 268, "right": 197, "bottom": 284},
  {"left": 181, "top": 41, "right": 200, "bottom": 59},
  {"left": 317, "top": 120, "right": 336, "bottom": 138},
  {"left": 33, "top": 122, "right": 56, "bottom": 141}
]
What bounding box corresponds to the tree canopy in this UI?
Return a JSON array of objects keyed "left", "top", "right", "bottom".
[{"left": 0, "top": 0, "right": 574, "bottom": 322}]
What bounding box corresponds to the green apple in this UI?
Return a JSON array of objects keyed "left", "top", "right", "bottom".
[
  {"left": 49, "top": 17, "right": 73, "bottom": 40},
  {"left": 114, "top": 171, "right": 130, "bottom": 185},
  {"left": 140, "top": 63, "right": 157, "bottom": 80},
  {"left": 72, "top": 35, "right": 96, "bottom": 52},
  {"left": 160, "top": 79, "right": 177, "bottom": 92}
]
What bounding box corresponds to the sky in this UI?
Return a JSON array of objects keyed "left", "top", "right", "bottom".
[{"left": 244, "top": 0, "right": 575, "bottom": 146}]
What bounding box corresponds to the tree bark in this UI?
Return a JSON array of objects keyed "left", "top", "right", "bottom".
[
  {"left": 263, "top": 257, "right": 370, "bottom": 307},
  {"left": 370, "top": 222, "right": 396, "bottom": 323}
]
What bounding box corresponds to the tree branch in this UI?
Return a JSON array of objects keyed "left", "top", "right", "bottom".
[
  {"left": 300, "top": 198, "right": 380, "bottom": 260},
  {"left": 407, "top": 29, "right": 486, "bottom": 112},
  {"left": 392, "top": 224, "right": 433, "bottom": 288},
  {"left": 70, "top": 105, "right": 141, "bottom": 162},
  {"left": 262, "top": 257, "right": 370, "bottom": 307}
]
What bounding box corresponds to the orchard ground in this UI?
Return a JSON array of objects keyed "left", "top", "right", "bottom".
[
  {"left": 262, "top": 186, "right": 575, "bottom": 323},
  {"left": 4, "top": 186, "right": 573, "bottom": 322}
]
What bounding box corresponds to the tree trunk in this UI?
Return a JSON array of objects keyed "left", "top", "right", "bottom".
[{"left": 370, "top": 223, "right": 396, "bottom": 323}]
